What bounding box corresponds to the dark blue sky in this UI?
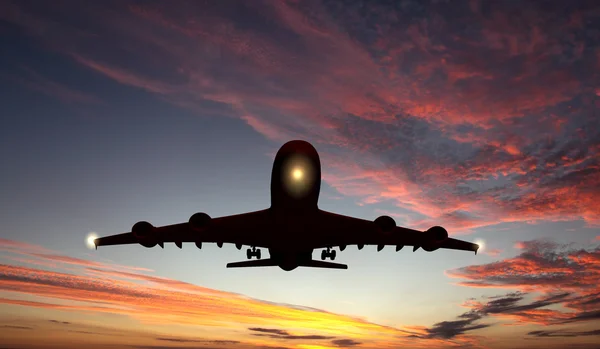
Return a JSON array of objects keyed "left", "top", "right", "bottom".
[{"left": 1, "top": 1, "right": 600, "bottom": 349}]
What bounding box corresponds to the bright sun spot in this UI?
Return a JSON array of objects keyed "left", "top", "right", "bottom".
[
  {"left": 86, "top": 232, "right": 98, "bottom": 250},
  {"left": 474, "top": 238, "right": 485, "bottom": 254},
  {"left": 292, "top": 168, "right": 303, "bottom": 180}
]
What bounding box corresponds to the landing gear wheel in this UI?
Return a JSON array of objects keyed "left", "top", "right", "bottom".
[
  {"left": 331, "top": 250, "right": 336, "bottom": 260},
  {"left": 257, "top": 249, "right": 262, "bottom": 259},
  {"left": 246, "top": 249, "right": 251, "bottom": 260},
  {"left": 321, "top": 250, "right": 326, "bottom": 260}
]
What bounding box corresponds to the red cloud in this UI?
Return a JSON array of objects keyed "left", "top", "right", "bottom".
[
  {"left": 447, "top": 239, "right": 600, "bottom": 326},
  {"left": 3, "top": 1, "right": 599, "bottom": 234}
]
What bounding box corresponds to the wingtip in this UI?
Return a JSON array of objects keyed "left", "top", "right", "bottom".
[{"left": 475, "top": 244, "right": 479, "bottom": 255}]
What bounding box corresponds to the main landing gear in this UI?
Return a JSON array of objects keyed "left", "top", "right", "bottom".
[
  {"left": 246, "top": 246, "right": 261, "bottom": 260},
  {"left": 321, "top": 247, "right": 336, "bottom": 261}
]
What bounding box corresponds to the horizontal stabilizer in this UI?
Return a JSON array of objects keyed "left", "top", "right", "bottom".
[
  {"left": 226, "top": 259, "right": 348, "bottom": 269},
  {"left": 226, "top": 259, "right": 278, "bottom": 268},
  {"left": 299, "top": 260, "right": 348, "bottom": 269}
]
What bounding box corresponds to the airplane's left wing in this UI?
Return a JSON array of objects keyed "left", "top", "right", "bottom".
[
  {"left": 311, "top": 210, "right": 479, "bottom": 254},
  {"left": 94, "top": 209, "right": 274, "bottom": 250}
]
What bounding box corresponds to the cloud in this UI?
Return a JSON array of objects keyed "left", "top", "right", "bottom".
[
  {"left": 0, "top": 238, "right": 54, "bottom": 254},
  {"left": 331, "top": 339, "right": 361, "bottom": 347},
  {"left": 1, "top": 325, "right": 34, "bottom": 330},
  {"left": 248, "top": 327, "right": 335, "bottom": 340},
  {"left": 443, "top": 238, "right": 600, "bottom": 336},
  {"left": 155, "top": 337, "right": 239, "bottom": 344},
  {"left": 0, "top": 244, "right": 430, "bottom": 348},
  {"left": 447, "top": 239, "right": 600, "bottom": 298},
  {"left": 410, "top": 291, "right": 580, "bottom": 341},
  {"left": 484, "top": 248, "right": 502, "bottom": 257},
  {"left": 249, "top": 328, "right": 289, "bottom": 336},
  {"left": 10, "top": 66, "right": 102, "bottom": 105},
  {"left": 423, "top": 310, "right": 490, "bottom": 339},
  {"left": 0, "top": 237, "right": 154, "bottom": 274},
  {"left": 527, "top": 329, "right": 600, "bottom": 338},
  {"left": 2, "top": 0, "right": 599, "bottom": 233},
  {"left": 7, "top": 238, "right": 599, "bottom": 347}
]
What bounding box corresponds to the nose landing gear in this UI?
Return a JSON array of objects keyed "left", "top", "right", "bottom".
[
  {"left": 320, "top": 247, "right": 336, "bottom": 261},
  {"left": 246, "top": 246, "right": 262, "bottom": 260}
]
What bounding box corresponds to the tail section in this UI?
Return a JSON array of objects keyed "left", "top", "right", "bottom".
[
  {"left": 226, "top": 259, "right": 279, "bottom": 268},
  {"left": 298, "top": 260, "right": 348, "bottom": 269},
  {"left": 226, "top": 258, "right": 348, "bottom": 269}
]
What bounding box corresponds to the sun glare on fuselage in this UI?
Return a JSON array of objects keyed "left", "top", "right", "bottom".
[
  {"left": 292, "top": 168, "right": 303, "bottom": 181},
  {"left": 282, "top": 155, "right": 314, "bottom": 198}
]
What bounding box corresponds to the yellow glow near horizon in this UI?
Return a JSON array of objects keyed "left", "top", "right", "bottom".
[{"left": 86, "top": 232, "right": 98, "bottom": 250}]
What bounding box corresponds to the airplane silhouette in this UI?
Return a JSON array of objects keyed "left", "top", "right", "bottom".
[{"left": 94, "top": 140, "right": 479, "bottom": 270}]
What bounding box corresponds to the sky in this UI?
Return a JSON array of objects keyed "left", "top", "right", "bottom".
[{"left": 0, "top": 0, "right": 599, "bottom": 348}]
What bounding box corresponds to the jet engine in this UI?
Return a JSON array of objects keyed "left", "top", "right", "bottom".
[
  {"left": 374, "top": 215, "right": 396, "bottom": 233},
  {"left": 189, "top": 212, "right": 211, "bottom": 231},
  {"left": 421, "top": 226, "right": 448, "bottom": 252},
  {"left": 132, "top": 221, "right": 157, "bottom": 248}
]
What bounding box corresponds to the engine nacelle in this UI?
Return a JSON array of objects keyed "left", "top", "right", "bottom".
[
  {"left": 374, "top": 215, "right": 396, "bottom": 233},
  {"left": 422, "top": 226, "right": 448, "bottom": 252},
  {"left": 189, "top": 212, "right": 211, "bottom": 231},
  {"left": 132, "top": 221, "right": 157, "bottom": 248},
  {"left": 132, "top": 221, "right": 154, "bottom": 238}
]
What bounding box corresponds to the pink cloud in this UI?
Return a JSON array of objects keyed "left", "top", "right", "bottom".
[
  {"left": 3, "top": 1, "right": 599, "bottom": 235},
  {"left": 1, "top": 238, "right": 153, "bottom": 274},
  {"left": 11, "top": 67, "right": 102, "bottom": 105},
  {"left": 447, "top": 239, "right": 600, "bottom": 326},
  {"left": 484, "top": 249, "right": 502, "bottom": 257}
]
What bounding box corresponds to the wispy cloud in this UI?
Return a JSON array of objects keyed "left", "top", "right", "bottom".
[
  {"left": 444, "top": 239, "right": 600, "bottom": 336},
  {"left": 10, "top": 66, "right": 102, "bottom": 105},
  {"left": 2, "top": 0, "right": 599, "bottom": 233},
  {"left": 2, "top": 324, "right": 33, "bottom": 330},
  {"left": 528, "top": 329, "right": 600, "bottom": 338},
  {"left": 0, "top": 238, "right": 154, "bottom": 274},
  {"left": 4, "top": 237, "right": 600, "bottom": 347},
  {"left": 484, "top": 248, "right": 502, "bottom": 257},
  {"left": 248, "top": 327, "right": 335, "bottom": 340},
  {"left": 0, "top": 239, "right": 459, "bottom": 349}
]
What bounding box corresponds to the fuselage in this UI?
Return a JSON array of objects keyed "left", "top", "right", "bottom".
[
  {"left": 268, "top": 140, "right": 322, "bottom": 270},
  {"left": 270, "top": 139, "right": 322, "bottom": 211}
]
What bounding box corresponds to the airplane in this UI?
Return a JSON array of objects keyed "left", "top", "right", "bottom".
[{"left": 94, "top": 140, "right": 479, "bottom": 270}]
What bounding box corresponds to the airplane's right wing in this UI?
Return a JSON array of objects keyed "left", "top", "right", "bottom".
[
  {"left": 94, "top": 209, "right": 274, "bottom": 250},
  {"left": 311, "top": 209, "right": 479, "bottom": 254}
]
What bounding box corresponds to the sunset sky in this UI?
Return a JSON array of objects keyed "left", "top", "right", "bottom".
[{"left": 1, "top": 1, "right": 600, "bottom": 348}]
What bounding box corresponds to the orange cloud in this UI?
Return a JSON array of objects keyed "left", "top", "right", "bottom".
[{"left": 1, "top": 238, "right": 479, "bottom": 349}]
